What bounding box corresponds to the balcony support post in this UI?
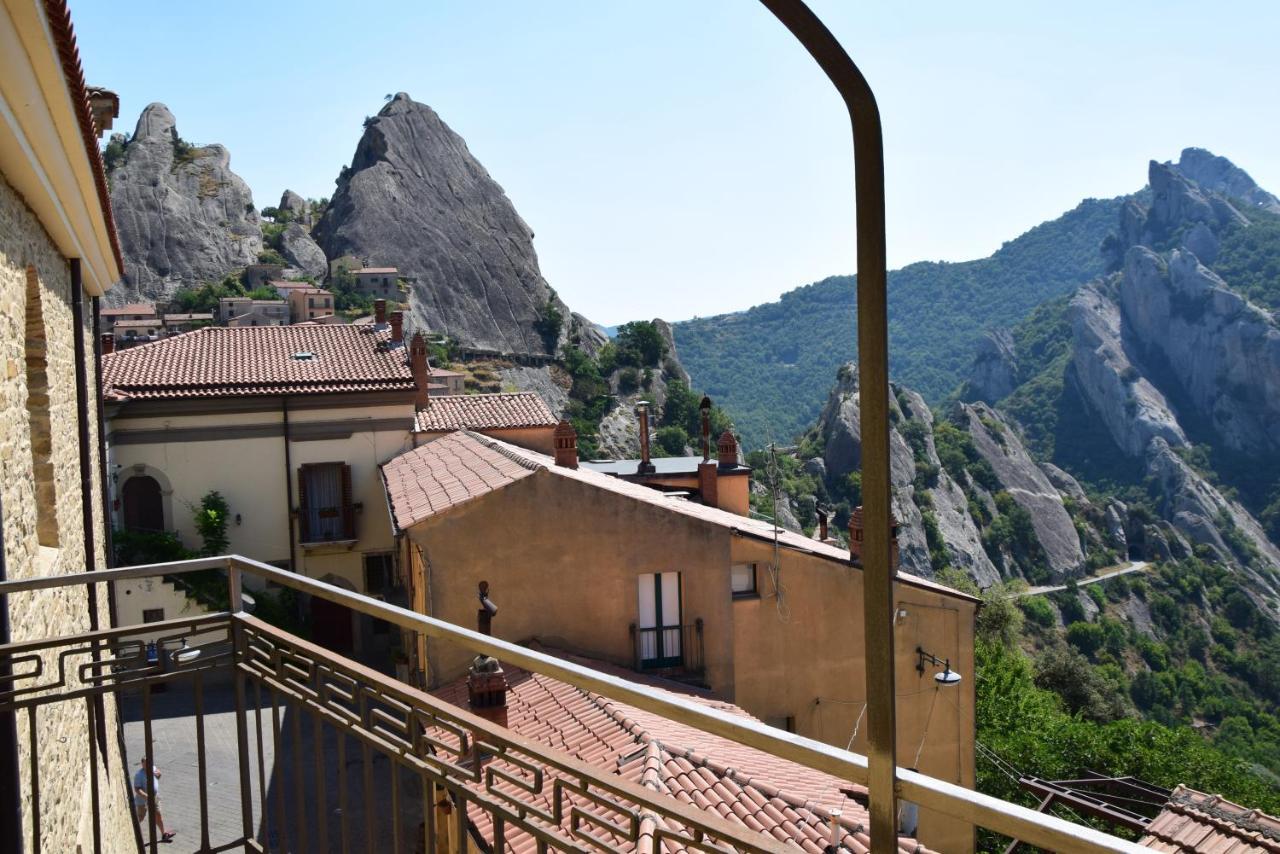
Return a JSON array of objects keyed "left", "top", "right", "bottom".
[
  {"left": 228, "top": 562, "right": 255, "bottom": 846},
  {"left": 756, "top": 2, "right": 897, "bottom": 849}
]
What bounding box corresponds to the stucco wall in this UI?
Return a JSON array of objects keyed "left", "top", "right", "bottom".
[{"left": 0, "top": 174, "right": 134, "bottom": 851}]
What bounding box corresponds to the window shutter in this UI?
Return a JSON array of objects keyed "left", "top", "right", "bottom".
[
  {"left": 341, "top": 464, "right": 355, "bottom": 540},
  {"left": 297, "top": 466, "right": 311, "bottom": 542}
]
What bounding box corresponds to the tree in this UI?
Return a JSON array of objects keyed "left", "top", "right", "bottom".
[{"left": 614, "top": 321, "right": 667, "bottom": 367}]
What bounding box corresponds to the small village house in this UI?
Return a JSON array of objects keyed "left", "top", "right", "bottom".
[
  {"left": 380, "top": 428, "right": 979, "bottom": 853},
  {"left": 353, "top": 265, "right": 401, "bottom": 299},
  {"left": 286, "top": 285, "right": 335, "bottom": 323},
  {"left": 217, "top": 295, "right": 289, "bottom": 326}
]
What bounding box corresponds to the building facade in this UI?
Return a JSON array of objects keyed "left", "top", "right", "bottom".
[
  {"left": 286, "top": 286, "right": 335, "bottom": 323},
  {"left": 0, "top": 0, "right": 135, "bottom": 847},
  {"left": 352, "top": 266, "right": 400, "bottom": 299}
]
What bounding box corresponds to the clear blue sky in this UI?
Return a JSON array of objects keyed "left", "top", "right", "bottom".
[{"left": 74, "top": 1, "right": 1280, "bottom": 326}]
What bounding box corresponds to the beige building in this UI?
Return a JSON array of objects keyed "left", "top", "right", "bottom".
[
  {"left": 100, "top": 301, "right": 156, "bottom": 331},
  {"left": 286, "top": 286, "right": 335, "bottom": 323},
  {"left": 111, "top": 315, "right": 162, "bottom": 348},
  {"left": 217, "top": 296, "right": 288, "bottom": 326},
  {"left": 381, "top": 429, "right": 979, "bottom": 853},
  {"left": 0, "top": 0, "right": 135, "bottom": 847},
  {"left": 352, "top": 266, "right": 400, "bottom": 298}
]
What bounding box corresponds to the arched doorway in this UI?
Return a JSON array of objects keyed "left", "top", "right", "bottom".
[{"left": 121, "top": 475, "right": 164, "bottom": 532}]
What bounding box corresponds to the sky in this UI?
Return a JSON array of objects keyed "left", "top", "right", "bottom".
[{"left": 74, "top": 1, "right": 1280, "bottom": 326}]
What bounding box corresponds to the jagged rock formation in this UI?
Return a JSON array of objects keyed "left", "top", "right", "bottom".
[
  {"left": 278, "top": 223, "right": 327, "bottom": 281},
  {"left": 1175, "top": 147, "right": 1280, "bottom": 214},
  {"left": 106, "top": 103, "right": 262, "bottom": 303},
  {"left": 964, "top": 329, "right": 1018, "bottom": 403},
  {"left": 278, "top": 189, "right": 312, "bottom": 226},
  {"left": 957, "top": 403, "right": 1084, "bottom": 577},
  {"left": 315, "top": 93, "right": 600, "bottom": 356}
]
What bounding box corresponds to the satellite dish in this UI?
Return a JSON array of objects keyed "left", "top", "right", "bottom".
[{"left": 935, "top": 668, "right": 962, "bottom": 686}]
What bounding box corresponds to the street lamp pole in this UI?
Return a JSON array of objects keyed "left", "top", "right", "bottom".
[{"left": 755, "top": 3, "right": 897, "bottom": 850}]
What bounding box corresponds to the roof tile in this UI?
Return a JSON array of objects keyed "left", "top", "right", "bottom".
[{"left": 415, "top": 392, "right": 558, "bottom": 432}]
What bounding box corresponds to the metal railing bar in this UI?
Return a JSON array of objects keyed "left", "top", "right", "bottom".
[
  {"left": 2, "top": 557, "right": 1146, "bottom": 851},
  {"left": 86, "top": 695, "right": 102, "bottom": 854},
  {"left": 292, "top": 697, "right": 308, "bottom": 853},
  {"left": 28, "top": 705, "right": 39, "bottom": 853},
  {"left": 0, "top": 555, "right": 232, "bottom": 594},
  {"left": 314, "top": 707, "right": 330, "bottom": 853},
  {"left": 252, "top": 680, "right": 269, "bottom": 851},
  {"left": 194, "top": 670, "right": 210, "bottom": 852},
  {"left": 339, "top": 727, "right": 351, "bottom": 854},
  {"left": 0, "top": 611, "right": 229, "bottom": 657},
  {"left": 142, "top": 682, "right": 157, "bottom": 853},
  {"left": 269, "top": 686, "right": 286, "bottom": 853}
]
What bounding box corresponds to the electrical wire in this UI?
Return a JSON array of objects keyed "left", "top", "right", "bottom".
[{"left": 912, "top": 688, "right": 940, "bottom": 769}]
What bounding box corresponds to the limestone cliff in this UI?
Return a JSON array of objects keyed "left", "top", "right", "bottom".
[
  {"left": 314, "top": 93, "right": 600, "bottom": 356},
  {"left": 106, "top": 103, "right": 262, "bottom": 303}
]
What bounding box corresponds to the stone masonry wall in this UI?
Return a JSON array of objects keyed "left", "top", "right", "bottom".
[{"left": 1, "top": 174, "right": 135, "bottom": 851}]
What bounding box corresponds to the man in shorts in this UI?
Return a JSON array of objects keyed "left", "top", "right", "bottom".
[{"left": 133, "top": 759, "right": 176, "bottom": 843}]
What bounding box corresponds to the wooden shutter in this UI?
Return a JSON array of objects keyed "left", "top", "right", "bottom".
[
  {"left": 297, "top": 466, "right": 311, "bottom": 542},
  {"left": 340, "top": 464, "right": 355, "bottom": 540}
]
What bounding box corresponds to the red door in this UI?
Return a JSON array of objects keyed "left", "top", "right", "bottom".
[{"left": 310, "top": 595, "right": 354, "bottom": 654}]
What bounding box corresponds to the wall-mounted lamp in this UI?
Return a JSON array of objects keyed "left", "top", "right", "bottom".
[
  {"left": 916, "top": 646, "right": 962, "bottom": 686},
  {"left": 234, "top": 513, "right": 242, "bottom": 526}
]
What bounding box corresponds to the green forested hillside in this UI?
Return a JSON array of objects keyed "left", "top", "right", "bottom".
[{"left": 673, "top": 196, "right": 1123, "bottom": 448}]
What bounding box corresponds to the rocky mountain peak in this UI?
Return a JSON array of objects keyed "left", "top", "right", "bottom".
[
  {"left": 1176, "top": 147, "right": 1280, "bottom": 213},
  {"left": 134, "top": 102, "right": 177, "bottom": 141},
  {"left": 314, "top": 93, "right": 598, "bottom": 356}
]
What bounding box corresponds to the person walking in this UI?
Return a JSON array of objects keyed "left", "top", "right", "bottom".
[{"left": 133, "top": 759, "right": 176, "bottom": 843}]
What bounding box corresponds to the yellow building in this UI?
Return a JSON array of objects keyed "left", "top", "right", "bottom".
[
  {"left": 382, "top": 429, "right": 978, "bottom": 853},
  {"left": 0, "top": 0, "right": 135, "bottom": 847}
]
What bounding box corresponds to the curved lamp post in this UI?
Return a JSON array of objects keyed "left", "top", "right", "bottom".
[{"left": 754, "top": 2, "right": 898, "bottom": 849}]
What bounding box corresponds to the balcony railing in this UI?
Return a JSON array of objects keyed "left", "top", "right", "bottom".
[
  {"left": 0, "top": 556, "right": 1145, "bottom": 853},
  {"left": 630, "top": 619, "right": 704, "bottom": 677}
]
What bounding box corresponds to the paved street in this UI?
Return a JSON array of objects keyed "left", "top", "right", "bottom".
[
  {"left": 120, "top": 670, "right": 429, "bottom": 852},
  {"left": 1010, "top": 560, "right": 1151, "bottom": 598}
]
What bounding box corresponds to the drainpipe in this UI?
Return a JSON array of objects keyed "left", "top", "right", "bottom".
[
  {"left": 757, "top": 2, "right": 896, "bottom": 845},
  {"left": 71, "top": 261, "right": 109, "bottom": 758},
  {"left": 0, "top": 495, "right": 22, "bottom": 853},
  {"left": 282, "top": 396, "right": 297, "bottom": 572}
]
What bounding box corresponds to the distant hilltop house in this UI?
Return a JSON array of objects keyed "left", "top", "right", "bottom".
[
  {"left": 353, "top": 265, "right": 401, "bottom": 299},
  {"left": 218, "top": 296, "right": 289, "bottom": 327},
  {"left": 286, "top": 286, "right": 335, "bottom": 323}
]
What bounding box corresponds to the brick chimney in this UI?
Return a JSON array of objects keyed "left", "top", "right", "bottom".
[
  {"left": 698, "top": 459, "right": 718, "bottom": 508},
  {"left": 717, "top": 430, "right": 739, "bottom": 468},
  {"left": 100, "top": 333, "right": 114, "bottom": 355},
  {"left": 635, "top": 402, "right": 655, "bottom": 475},
  {"left": 410, "top": 332, "right": 430, "bottom": 410},
  {"left": 554, "top": 420, "right": 578, "bottom": 469},
  {"left": 389, "top": 310, "right": 404, "bottom": 343},
  {"left": 817, "top": 507, "right": 829, "bottom": 542},
  {"left": 848, "top": 505, "right": 900, "bottom": 571},
  {"left": 468, "top": 581, "right": 508, "bottom": 728},
  {"left": 374, "top": 298, "right": 387, "bottom": 325}
]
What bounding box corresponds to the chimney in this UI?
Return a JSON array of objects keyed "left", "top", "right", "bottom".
[
  {"left": 389, "top": 310, "right": 404, "bottom": 343},
  {"left": 698, "top": 459, "right": 718, "bottom": 508},
  {"left": 700, "top": 395, "right": 712, "bottom": 462},
  {"left": 817, "top": 507, "right": 829, "bottom": 542},
  {"left": 410, "top": 332, "right": 430, "bottom": 410},
  {"left": 635, "top": 402, "right": 655, "bottom": 475},
  {"left": 374, "top": 299, "right": 387, "bottom": 325},
  {"left": 717, "top": 430, "right": 739, "bottom": 469},
  {"left": 467, "top": 581, "right": 508, "bottom": 728},
  {"left": 554, "top": 420, "right": 579, "bottom": 469},
  {"left": 100, "top": 333, "right": 115, "bottom": 355},
  {"left": 848, "top": 505, "right": 900, "bottom": 571}
]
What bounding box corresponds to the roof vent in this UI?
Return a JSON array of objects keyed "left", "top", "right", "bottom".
[{"left": 291, "top": 351, "right": 316, "bottom": 361}]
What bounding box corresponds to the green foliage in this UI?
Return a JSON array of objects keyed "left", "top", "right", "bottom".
[
  {"left": 1065, "top": 621, "right": 1105, "bottom": 658},
  {"left": 112, "top": 529, "right": 193, "bottom": 567},
  {"left": 170, "top": 274, "right": 248, "bottom": 313},
  {"left": 257, "top": 247, "right": 288, "bottom": 266},
  {"left": 1020, "top": 595, "right": 1056, "bottom": 628},
  {"left": 674, "top": 197, "right": 1121, "bottom": 447},
  {"left": 613, "top": 321, "right": 667, "bottom": 368},
  {"left": 328, "top": 264, "right": 376, "bottom": 315},
  {"left": 1214, "top": 206, "right": 1280, "bottom": 310},
  {"left": 102, "top": 134, "right": 130, "bottom": 172},
  {"left": 654, "top": 426, "right": 688, "bottom": 457},
  {"left": 534, "top": 296, "right": 564, "bottom": 352},
  {"left": 192, "top": 491, "right": 230, "bottom": 556}
]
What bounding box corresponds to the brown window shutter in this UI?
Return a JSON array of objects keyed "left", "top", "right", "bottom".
[
  {"left": 297, "top": 466, "right": 311, "bottom": 542},
  {"left": 341, "top": 464, "right": 355, "bottom": 540}
]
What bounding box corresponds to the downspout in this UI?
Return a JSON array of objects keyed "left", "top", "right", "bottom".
[
  {"left": 757, "top": 2, "right": 897, "bottom": 847},
  {"left": 70, "top": 260, "right": 109, "bottom": 758},
  {"left": 92, "top": 298, "right": 114, "bottom": 575},
  {"left": 0, "top": 496, "right": 22, "bottom": 852},
  {"left": 282, "top": 396, "right": 297, "bottom": 571}
]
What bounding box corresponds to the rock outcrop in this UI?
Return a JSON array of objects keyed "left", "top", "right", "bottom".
[
  {"left": 964, "top": 329, "right": 1018, "bottom": 403},
  {"left": 315, "top": 94, "right": 599, "bottom": 355},
  {"left": 1067, "top": 281, "right": 1187, "bottom": 456},
  {"left": 278, "top": 189, "right": 312, "bottom": 226},
  {"left": 106, "top": 103, "right": 262, "bottom": 303},
  {"left": 278, "top": 223, "right": 327, "bottom": 281},
  {"left": 1119, "top": 247, "right": 1280, "bottom": 456},
  {"left": 957, "top": 403, "right": 1084, "bottom": 577},
  {"left": 1175, "top": 147, "right": 1280, "bottom": 214}
]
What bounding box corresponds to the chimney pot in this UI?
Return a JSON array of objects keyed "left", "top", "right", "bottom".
[
  {"left": 374, "top": 299, "right": 387, "bottom": 325},
  {"left": 717, "top": 430, "right": 738, "bottom": 468},
  {"left": 817, "top": 507, "right": 829, "bottom": 541},
  {"left": 410, "top": 332, "right": 430, "bottom": 409},
  {"left": 700, "top": 395, "right": 713, "bottom": 462},
  {"left": 100, "top": 333, "right": 115, "bottom": 355},
  {"left": 554, "top": 420, "right": 579, "bottom": 469},
  {"left": 389, "top": 310, "right": 404, "bottom": 343}
]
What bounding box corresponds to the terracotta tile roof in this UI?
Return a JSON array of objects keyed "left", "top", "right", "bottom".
[
  {"left": 162, "top": 313, "right": 212, "bottom": 321},
  {"left": 381, "top": 431, "right": 538, "bottom": 530},
  {"left": 429, "top": 366, "right": 466, "bottom": 377},
  {"left": 42, "top": 0, "right": 124, "bottom": 272},
  {"left": 432, "top": 658, "right": 933, "bottom": 854},
  {"left": 101, "top": 325, "right": 416, "bottom": 401},
  {"left": 1140, "top": 786, "right": 1280, "bottom": 852},
  {"left": 102, "top": 303, "right": 156, "bottom": 316},
  {"left": 356, "top": 267, "right": 398, "bottom": 274},
  {"left": 381, "top": 431, "right": 975, "bottom": 602},
  {"left": 414, "top": 392, "right": 558, "bottom": 432}
]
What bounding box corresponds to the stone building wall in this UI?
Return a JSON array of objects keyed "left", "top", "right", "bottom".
[{"left": 1, "top": 174, "right": 135, "bottom": 850}]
